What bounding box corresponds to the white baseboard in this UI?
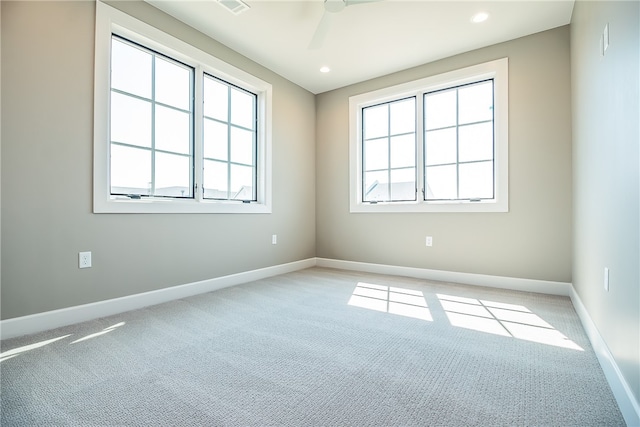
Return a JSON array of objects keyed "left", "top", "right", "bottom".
[
  {"left": 570, "top": 288, "right": 640, "bottom": 427},
  {"left": 0, "top": 258, "right": 570, "bottom": 341},
  {"left": 315, "top": 258, "right": 573, "bottom": 296},
  {"left": 0, "top": 258, "right": 315, "bottom": 341},
  {"left": 3, "top": 256, "right": 637, "bottom": 426}
]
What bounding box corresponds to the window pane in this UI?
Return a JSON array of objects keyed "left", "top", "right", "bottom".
[
  {"left": 390, "top": 134, "right": 415, "bottom": 168},
  {"left": 364, "top": 138, "right": 388, "bottom": 171},
  {"left": 425, "top": 128, "right": 456, "bottom": 166},
  {"left": 201, "top": 77, "right": 256, "bottom": 201},
  {"left": 390, "top": 168, "right": 416, "bottom": 201},
  {"left": 155, "top": 153, "right": 191, "bottom": 197},
  {"left": 425, "top": 90, "right": 456, "bottom": 130},
  {"left": 459, "top": 122, "right": 493, "bottom": 163},
  {"left": 390, "top": 98, "right": 415, "bottom": 135},
  {"left": 425, "top": 164, "right": 457, "bottom": 200},
  {"left": 110, "top": 144, "right": 151, "bottom": 194},
  {"left": 203, "top": 77, "right": 228, "bottom": 121},
  {"left": 203, "top": 159, "right": 228, "bottom": 199},
  {"left": 155, "top": 56, "right": 191, "bottom": 110},
  {"left": 458, "top": 81, "right": 493, "bottom": 125},
  {"left": 111, "top": 92, "right": 151, "bottom": 148},
  {"left": 364, "top": 104, "right": 388, "bottom": 139},
  {"left": 364, "top": 170, "right": 389, "bottom": 202},
  {"left": 231, "top": 88, "right": 254, "bottom": 129},
  {"left": 230, "top": 164, "right": 254, "bottom": 200},
  {"left": 111, "top": 38, "right": 152, "bottom": 99},
  {"left": 203, "top": 119, "right": 228, "bottom": 160},
  {"left": 230, "top": 127, "right": 254, "bottom": 165},
  {"left": 155, "top": 105, "right": 190, "bottom": 155},
  {"left": 459, "top": 161, "right": 493, "bottom": 199}
]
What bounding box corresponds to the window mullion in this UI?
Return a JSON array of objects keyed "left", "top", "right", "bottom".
[
  {"left": 150, "top": 54, "right": 157, "bottom": 197},
  {"left": 361, "top": 108, "right": 366, "bottom": 202},
  {"left": 253, "top": 94, "right": 258, "bottom": 201},
  {"left": 387, "top": 104, "right": 392, "bottom": 201},
  {"left": 194, "top": 65, "right": 204, "bottom": 202},
  {"left": 455, "top": 87, "right": 460, "bottom": 200},
  {"left": 416, "top": 93, "right": 424, "bottom": 202},
  {"left": 227, "top": 86, "right": 232, "bottom": 199}
]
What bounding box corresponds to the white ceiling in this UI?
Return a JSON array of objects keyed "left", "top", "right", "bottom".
[{"left": 145, "top": 0, "right": 575, "bottom": 94}]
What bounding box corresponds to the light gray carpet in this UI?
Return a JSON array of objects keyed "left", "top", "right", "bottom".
[{"left": 0, "top": 267, "right": 625, "bottom": 426}]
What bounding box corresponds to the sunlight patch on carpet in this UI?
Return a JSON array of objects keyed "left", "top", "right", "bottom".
[
  {"left": 348, "top": 282, "right": 433, "bottom": 321},
  {"left": 71, "top": 322, "right": 126, "bottom": 344},
  {"left": 437, "top": 294, "right": 583, "bottom": 351},
  {"left": 0, "top": 334, "right": 72, "bottom": 362}
]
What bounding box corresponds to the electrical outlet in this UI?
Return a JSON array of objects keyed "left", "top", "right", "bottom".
[
  {"left": 272, "top": 234, "right": 277, "bottom": 245},
  {"left": 79, "top": 251, "right": 92, "bottom": 269},
  {"left": 604, "top": 267, "right": 609, "bottom": 292},
  {"left": 425, "top": 236, "right": 433, "bottom": 247}
]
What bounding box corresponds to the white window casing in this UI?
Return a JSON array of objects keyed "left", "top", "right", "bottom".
[
  {"left": 349, "top": 58, "right": 508, "bottom": 213},
  {"left": 94, "top": 1, "right": 272, "bottom": 213}
]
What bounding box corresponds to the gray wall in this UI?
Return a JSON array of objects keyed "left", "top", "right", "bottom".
[
  {"left": 316, "top": 26, "right": 573, "bottom": 284},
  {"left": 0, "top": 1, "right": 316, "bottom": 320},
  {"left": 571, "top": 0, "right": 640, "bottom": 404},
  {"left": 2, "top": 1, "right": 637, "bottom": 405}
]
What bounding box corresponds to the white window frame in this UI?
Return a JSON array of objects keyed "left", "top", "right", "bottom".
[
  {"left": 349, "top": 58, "right": 508, "bottom": 213},
  {"left": 93, "top": 1, "right": 272, "bottom": 213}
]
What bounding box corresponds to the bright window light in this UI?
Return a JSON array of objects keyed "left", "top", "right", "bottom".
[
  {"left": 437, "top": 294, "right": 584, "bottom": 351},
  {"left": 0, "top": 335, "right": 72, "bottom": 362},
  {"left": 348, "top": 282, "right": 433, "bottom": 321}
]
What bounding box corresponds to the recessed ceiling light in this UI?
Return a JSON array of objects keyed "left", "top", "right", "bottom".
[
  {"left": 320, "top": 66, "right": 331, "bottom": 73},
  {"left": 471, "top": 12, "right": 489, "bottom": 23}
]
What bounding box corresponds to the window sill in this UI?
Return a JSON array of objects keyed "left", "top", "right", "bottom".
[
  {"left": 349, "top": 199, "right": 508, "bottom": 213},
  {"left": 94, "top": 197, "right": 272, "bottom": 214}
]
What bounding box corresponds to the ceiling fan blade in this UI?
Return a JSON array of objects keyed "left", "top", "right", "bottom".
[
  {"left": 308, "top": 11, "right": 333, "bottom": 50},
  {"left": 308, "top": 0, "right": 382, "bottom": 50},
  {"left": 324, "top": 0, "right": 346, "bottom": 13},
  {"left": 345, "top": 0, "right": 383, "bottom": 5}
]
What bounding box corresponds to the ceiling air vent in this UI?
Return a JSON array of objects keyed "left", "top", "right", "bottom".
[{"left": 217, "top": 0, "right": 250, "bottom": 15}]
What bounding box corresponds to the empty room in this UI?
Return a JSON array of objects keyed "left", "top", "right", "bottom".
[{"left": 1, "top": 0, "right": 638, "bottom": 425}]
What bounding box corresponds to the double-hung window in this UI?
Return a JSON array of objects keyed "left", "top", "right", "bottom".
[
  {"left": 350, "top": 58, "right": 508, "bottom": 213},
  {"left": 94, "top": 1, "right": 271, "bottom": 213}
]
